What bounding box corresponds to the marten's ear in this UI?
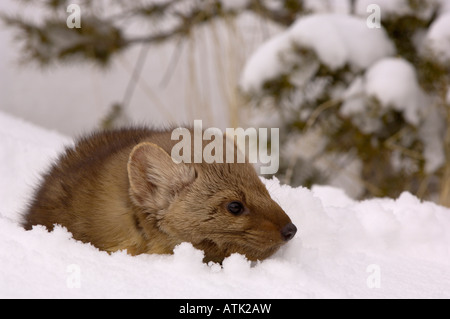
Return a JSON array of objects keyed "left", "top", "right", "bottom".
[{"left": 127, "top": 142, "right": 196, "bottom": 210}]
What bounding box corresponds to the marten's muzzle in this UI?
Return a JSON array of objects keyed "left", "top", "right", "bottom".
[{"left": 281, "top": 223, "right": 297, "bottom": 242}]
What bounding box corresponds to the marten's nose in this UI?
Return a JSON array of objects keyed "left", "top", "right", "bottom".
[{"left": 281, "top": 223, "right": 297, "bottom": 241}]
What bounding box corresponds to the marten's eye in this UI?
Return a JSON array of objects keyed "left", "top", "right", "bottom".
[{"left": 227, "top": 201, "right": 245, "bottom": 216}]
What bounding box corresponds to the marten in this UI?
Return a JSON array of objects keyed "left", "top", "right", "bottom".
[{"left": 22, "top": 127, "right": 297, "bottom": 263}]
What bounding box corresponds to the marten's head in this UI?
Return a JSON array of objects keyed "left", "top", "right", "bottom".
[{"left": 127, "top": 141, "right": 297, "bottom": 263}]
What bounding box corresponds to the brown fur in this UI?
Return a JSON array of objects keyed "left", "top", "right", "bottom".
[{"left": 22, "top": 127, "right": 296, "bottom": 263}]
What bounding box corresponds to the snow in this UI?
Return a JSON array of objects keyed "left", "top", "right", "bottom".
[
  {"left": 0, "top": 112, "right": 72, "bottom": 222},
  {"left": 342, "top": 57, "right": 446, "bottom": 174},
  {"left": 240, "top": 31, "right": 293, "bottom": 94},
  {"left": 425, "top": 12, "right": 450, "bottom": 65},
  {"left": 1, "top": 111, "right": 450, "bottom": 298},
  {"left": 356, "top": 0, "right": 436, "bottom": 21},
  {"left": 340, "top": 57, "right": 444, "bottom": 173},
  {"left": 221, "top": 0, "right": 249, "bottom": 11},
  {"left": 355, "top": 0, "right": 413, "bottom": 18},
  {"left": 241, "top": 14, "right": 395, "bottom": 93},
  {"left": 365, "top": 58, "right": 426, "bottom": 126},
  {"left": 304, "top": 0, "right": 352, "bottom": 14}
]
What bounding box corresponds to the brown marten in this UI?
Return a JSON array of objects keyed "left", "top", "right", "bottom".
[{"left": 22, "top": 127, "right": 297, "bottom": 263}]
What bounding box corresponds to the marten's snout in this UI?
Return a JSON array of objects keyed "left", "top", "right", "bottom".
[{"left": 281, "top": 223, "right": 297, "bottom": 241}]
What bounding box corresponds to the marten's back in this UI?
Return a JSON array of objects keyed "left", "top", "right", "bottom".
[{"left": 22, "top": 127, "right": 154, "bottom": 231}]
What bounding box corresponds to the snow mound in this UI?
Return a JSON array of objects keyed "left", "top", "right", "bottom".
[
  {"left": 1, "top": 111, "right": 450, "bottom": 298},
  {"left": 365, "top": 58, "right": 426, "bottom": 126},
  {"left": 425, "top": 12, "right": 450, "bottom": 65},
  {"left": 342, "top": 57, "right": 427, "bottom": 127},
  {"left": 241, "top": 14, "right": 395, "bottom": 93}
]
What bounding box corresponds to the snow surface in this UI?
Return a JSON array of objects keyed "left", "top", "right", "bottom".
[{"left": 1, "top": 111, "right": 450, "bottom": 299}]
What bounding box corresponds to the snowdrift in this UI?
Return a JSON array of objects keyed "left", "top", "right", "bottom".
[{"left": 0, "top": 111, "right": 449, "bottom": 299}]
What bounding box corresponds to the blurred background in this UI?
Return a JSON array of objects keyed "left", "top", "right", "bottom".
[{"left": 0, "top": 0, "right": 449, "bottom": 207}]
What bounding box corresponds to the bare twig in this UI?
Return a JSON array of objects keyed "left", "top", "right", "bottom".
[
  {"left": 440, "top": 89, "right": 450, "bottom": 207},
  {"left": 305, "top": 98, "right": 342, "bottom": 131},
  {"left": 384, "top": 128, "right": 424, "bottom": 161},
  {"left": 159, "top": 38, "right": 186, "bottom": 88},
  {"left": 121, "top": 43, "right": 151, "bottom": 109}
]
